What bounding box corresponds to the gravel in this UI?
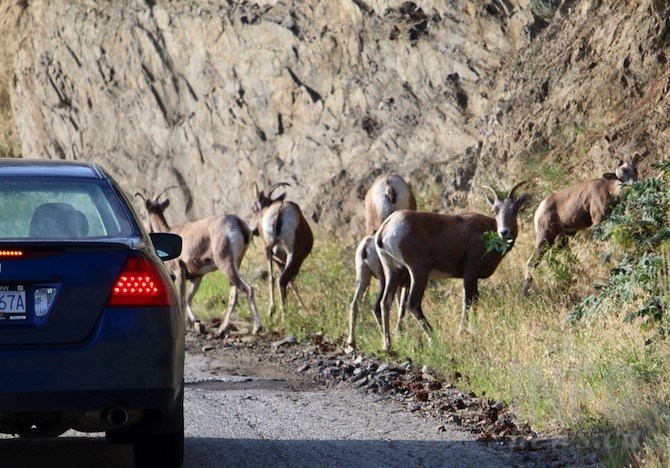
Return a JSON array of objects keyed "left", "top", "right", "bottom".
[{"left": 187, "top": 326, "right": 602, "bottom": 467}]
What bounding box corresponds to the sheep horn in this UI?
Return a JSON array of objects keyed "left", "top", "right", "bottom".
[
  {"left": 154, "top": 185, "right": 178, "bottom": 201},
  {"left": 266, "top": 182, "right": 291, "bottom": 197},
  {"left": 483, "top": 185, "right": 500, "bottom": 202},
  {"left": 507, "top": 181, "right": 528, "bottom": 199}
]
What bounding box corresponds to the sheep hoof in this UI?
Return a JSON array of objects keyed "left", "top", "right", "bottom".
[{"left": 194, "top": 321, "right": 207, "bottom": 335}]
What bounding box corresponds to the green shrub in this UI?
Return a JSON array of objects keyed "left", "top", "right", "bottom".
[{"left": 570, "top": 162, "right": 670, "bottom": 339}]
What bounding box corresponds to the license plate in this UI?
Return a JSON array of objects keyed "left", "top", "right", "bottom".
[{"left": 0, "top": 285, "right": 27, "bottom": 317}]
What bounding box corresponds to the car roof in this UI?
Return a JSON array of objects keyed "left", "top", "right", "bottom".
[{"left": 0, "top": 158, "right": 105, "bottom": 179}]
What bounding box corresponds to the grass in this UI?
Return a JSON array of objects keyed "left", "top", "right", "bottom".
[{"left": 191, "top": 224, "right": 670, "bottom": 465}]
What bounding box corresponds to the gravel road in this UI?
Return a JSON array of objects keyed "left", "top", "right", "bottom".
[
  {"left": 184, "top": 351, "right": 517, "bottom": 467},
  {"left": 0, "top": 331, "right": 597, "bottom": 467}
]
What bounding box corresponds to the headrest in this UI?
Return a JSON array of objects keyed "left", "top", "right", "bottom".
[{"left": 29, "top": 203, "right": 89, "bottom": 238}]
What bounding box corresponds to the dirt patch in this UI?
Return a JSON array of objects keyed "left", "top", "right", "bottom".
[{"left": 186, "top": 327, "right": 601, "bottom": 467}]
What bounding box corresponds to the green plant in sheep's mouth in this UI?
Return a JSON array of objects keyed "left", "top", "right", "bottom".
[{"left": 483, "top": 230, "right": 513, "bottom": 255}]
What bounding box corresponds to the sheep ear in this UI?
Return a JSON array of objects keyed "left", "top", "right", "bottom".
[
  {"left": 631, "top": 151, "right": 641, "bottom": 166},
  {"left": 514, "top": 193, "right": 531, "bottom": 212},
  {"left": 602, "top": 172, "right": 618, "bottom": 180},
  {"left": 275, "top": 193, "right": 287, "bottom": 202},
  {"left": 161, "top": 199, "right": 170, "bottom": 209}
]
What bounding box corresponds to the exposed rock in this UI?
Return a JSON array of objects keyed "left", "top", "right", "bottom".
[{"left": 0, "top": 0, "right": 532, "bottom": 236}]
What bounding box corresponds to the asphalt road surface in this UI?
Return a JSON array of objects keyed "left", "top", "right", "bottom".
[{"left": 0, "top": 349, "right": 521, "bottom": 467}]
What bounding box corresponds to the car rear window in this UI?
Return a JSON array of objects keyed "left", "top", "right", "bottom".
[{"left": 0, "top": 177, "right": 135, "bottom": 239}]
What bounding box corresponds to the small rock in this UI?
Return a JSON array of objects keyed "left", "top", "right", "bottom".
[
  {"left": 296, "top": 363, "right": 310, "bottom": 373},
  {"left": 376, "top": 363, "right": 389, "bottom": 374},
  {"left": 355, "top": 379, "right": 370, "bottom": 390},
  {"left": 350, "top": 371, "right": 368, "bottom": 383},
  {"left": 202, "top": 344, "right": 215, "bottom": 352},
  {"left": 322, "top": 366, "right": 340, "bottom": 377},
  {"left": 272, "top": 336, "right": 297, "bottom": 348}
]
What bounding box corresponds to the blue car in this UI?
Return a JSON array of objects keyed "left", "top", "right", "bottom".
[{"left": 0, "top": 158, "right": 185, "bottom": 468}]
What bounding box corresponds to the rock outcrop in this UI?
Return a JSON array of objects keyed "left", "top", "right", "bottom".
[{"left": 1, "top": 0, "right": 668, "bottom": 236}]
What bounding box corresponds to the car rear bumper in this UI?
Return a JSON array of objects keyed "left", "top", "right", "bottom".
[{"left": 0, "top": 307, "right": 184, "bottom": 414}]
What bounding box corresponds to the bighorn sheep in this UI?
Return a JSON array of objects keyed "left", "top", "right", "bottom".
[
  {"left": 136, "top": 188, "right": 263, "bottom": 336},
  {"left": 347, "top": 173, "right": 416, "bottom": 349},
  {"left": 364, "top": 173, "right": 417, "bottom": 235},
  {"left": 522, "top": 155, "right": 641, "bottom": 294},
  {"left": 375, "top": 182, "right": 530, "bottom": 351},
  {"left": 251, "top": 182, "right": 314, "bottom": 318}
]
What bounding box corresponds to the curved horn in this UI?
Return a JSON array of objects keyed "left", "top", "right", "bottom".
[
  {"left": 153, "top": 185, "right": 178, "bottom": 201},
  {"left": 135, "top": 192, "right": 146, "bottom": 201},
  {"left": 507, "top": 181, "right": 528, "bottom": 199},
  {"left": 252, "top": 182, "right": 259, "bottom": 197},
  {"left": 483, "top": 185, "right": 500, "bottom": 202},
  {"left": 266, "top": 182, "right": 291, "bottom": 197}
]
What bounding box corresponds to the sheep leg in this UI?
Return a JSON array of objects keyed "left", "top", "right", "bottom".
[
  {"left": 459, "top": 276, "right": 479, "bottom": 334},
  {"left": 379, "top": 266, "right": 402, "bottom": 352},
  {"left": 372, "top": 272, "right": 386, "bottom": 329},
  {"left": 184, "top": 277, "right": 206, "bottom": 334},
  {"left": 347, "top": 266, "right": 372, "bottom": 348},
  {"left": 242, "top": 281, "right": 263, "bottom": 334},
  {"left": 172, "top": 263, "right": 189, "bottom": 322},
  {"left": 265, "top": 247, "right": 276, "bottom": 317},
  {"left": 289, "top": 282, "right": 306, "bottom": 309},
  {"left": 523, "top": 237, "right": 557, "bottom": 295},
  {"left": 395, "top": 285, "right": 408, "bottom": 332},
  {"left": 522, "top": 250, "right": 539, "bottom": 296},
  {"left": 217, "top": 286, "right": 239, "bottom": 336},
  {"left": 279, "top": 252, "right": 305, "bottom": 318},
  {"left": 278, "top": 256, "right": 292, "bottom": 320},
  {"left": 394, "top": 268, "right": 410, "bottom": 331},
  {"left": 216, "top": 251, "right": 264, "bottom": 335},
  {"left": 405, "top": 272, "right": 433, "bottom": 339}
]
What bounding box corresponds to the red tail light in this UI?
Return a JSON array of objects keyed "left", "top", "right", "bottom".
[{"left": 107, "top": 255, "right": 175, "bottom": 307}]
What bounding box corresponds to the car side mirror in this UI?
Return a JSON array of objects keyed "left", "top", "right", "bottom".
[{"left": 149, "top": 232, "right": 182, "bottom": 261}]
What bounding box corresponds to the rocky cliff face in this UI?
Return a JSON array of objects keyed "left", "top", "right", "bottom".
[{"left": 1, "top": 0, "right": 668, "bottom": 236}]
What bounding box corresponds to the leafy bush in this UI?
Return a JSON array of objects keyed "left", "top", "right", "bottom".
[{"left": 570, "top": 162, "right": 670, "bottom": 338}]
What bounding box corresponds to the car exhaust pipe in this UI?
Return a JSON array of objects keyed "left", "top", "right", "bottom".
[{"left": 103, "top": 406, "right": 129, "bottom": 427}]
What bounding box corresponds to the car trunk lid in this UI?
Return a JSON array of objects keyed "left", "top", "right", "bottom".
[{"left": 0, "top": 242, "right": 131, "bottom": 345}]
